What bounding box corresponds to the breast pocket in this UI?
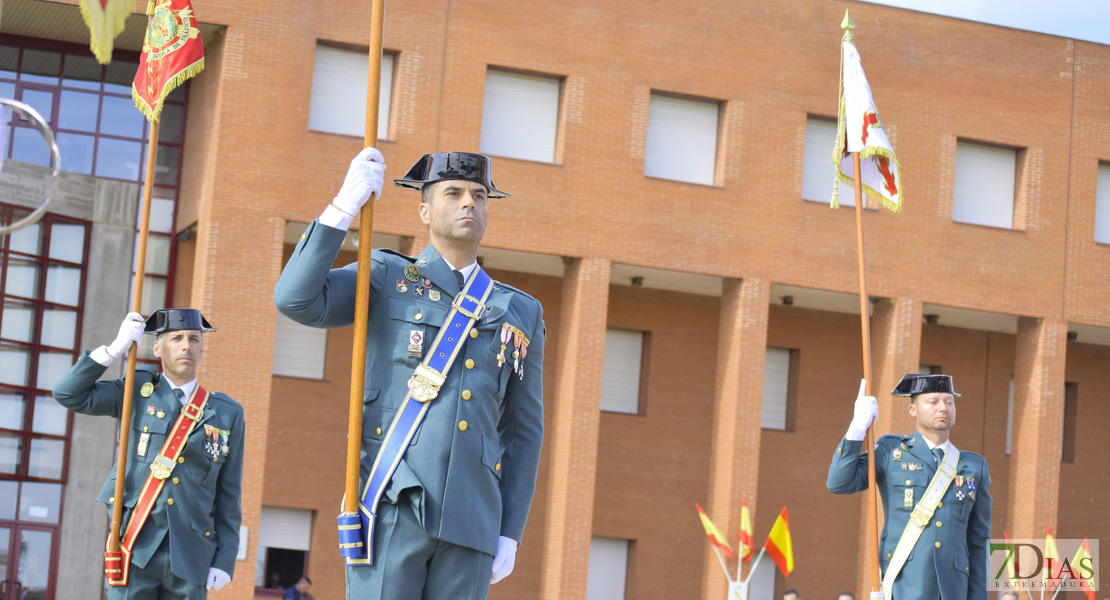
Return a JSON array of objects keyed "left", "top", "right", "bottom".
[
  {"left": 892, "top": 471, "right": 929, "bottom": 512},
  {"left": 387, "top": 300, "right": 449, "bottom": 367},
  {"left": 131, "top": 416, "right": 169, "bottom": 463}
]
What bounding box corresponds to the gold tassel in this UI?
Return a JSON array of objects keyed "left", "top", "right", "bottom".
[{"left": 147, "top": 1, "right": 156, "bottom": 15}]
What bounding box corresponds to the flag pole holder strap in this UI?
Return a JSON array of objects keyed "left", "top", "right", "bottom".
[
  {"left": 105, "top": 385, "right": 209, "bottom": 586},
  {"left": 341, "top": 267, "right": 494, "bottom": 566}
]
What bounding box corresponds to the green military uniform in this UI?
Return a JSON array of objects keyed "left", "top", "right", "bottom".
[
  {"left": 274, "top": 224, "right": 545, "bottom": 599},
  {"left": 826, "top": 375, "right": 991, "bottom": 600},
  {"left": 53, "top": 320, "right": 244, "bottom": 599}
]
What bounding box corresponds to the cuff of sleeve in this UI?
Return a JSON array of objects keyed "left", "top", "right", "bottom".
[
  {"left": 89, "top": 346, "right": 115, "bottom": 366},
  {"left": 845, "top": 424, "right": 868, "bottom": 441},
  {"left": 320, "top": 204, "right": 355, "bottom": 231}
]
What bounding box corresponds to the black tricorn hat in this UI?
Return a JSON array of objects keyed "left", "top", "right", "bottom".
[
  {"left": 891, "top": 374, "right": 960, "bottom": 397},
  {"left": 393, "top": 152, "right": 510, "bottom": 198},
  {"left": 144, "top": 309, "right": 217, "bottom": 334}
]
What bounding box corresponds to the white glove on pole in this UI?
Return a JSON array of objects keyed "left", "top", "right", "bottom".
[
  {"left": 846, "top": 378, "right": 878, "bottom": 441},
  {"left": 490, "top": 536, "right": 518, "bottom": 584},
  {"left": 333, "top": 147, "right": 386, "bottom": 215},
  {"left": 106, "top": 312, "right": 145, "bottom": 359},
  {"left": 206, "top": 567, "right": 231, "bottom": 591}
]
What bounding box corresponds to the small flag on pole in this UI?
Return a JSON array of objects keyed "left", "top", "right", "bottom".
[
  {"left": 832, "top": 20, "right": 903, "bottom": 212},
  {"left": 739, "top": 496, "right": 754, "bottom": 564},
  {"left": 695, "top": 503, "right": 735, "bottom": 558},
  {"left": 133, "top": 0, "right": 205, "bottom": 122},
  {"left": 1071, "top": 538, "right": 1096, "bottom": 600},
  {"left": 1043, "top": 526, "right": 1061, "bottom": 594},
  {"left": 764, "top": 507, "right": 794, "bottom": 577},
  {"left": 79, "top": 0, "right": 131, "bottom": 64}
]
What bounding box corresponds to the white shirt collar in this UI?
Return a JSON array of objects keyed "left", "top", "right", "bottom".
[
  {"left": 440, "top": 257, "right": 478, "bottom": 281},
  {"left": 922, "top": 436, "right": 950, "bottom": 455},
  {"left": 163, "top": 376, "right": 198, "bottom": 405}
]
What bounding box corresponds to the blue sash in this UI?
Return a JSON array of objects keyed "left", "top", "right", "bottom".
[{"left": 339, "top": 266, "right": 494, "bottom": 565}]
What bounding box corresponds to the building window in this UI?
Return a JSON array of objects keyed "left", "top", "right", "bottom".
[
  {"left": 586, "top": 536, "right": 630, "bottom": 600},
  {"left": 308, "top": 43, "right": 394, "bottom": 140},
  {"left": 480, "top": 68, "right": 561, "bottom": 163},
  {"left": 256, "top": 506, "right": 313, "bottom": 592},
  {"left": 644, "top": 93, "right": 720, "bottom": 185},
  {"left": 1062, "top": 382, "right": 1077, "bottom": 463},
  {"left": 600, "top": 329, "right": 646, "bottom": 414},
  {"left": 748, "top": 547, "right": 777, "bottom": 600},
  {"left": 801, "top": 116, "right": 842, "bottom": 205},
  {"left": 953, "top": 140, "right": 1017, "bottom": 229},
  {"left": 918, "top": 364, "right": 941, "bottom": 375},
  {"left": 1095, "top": 163, "right": 1110, "bottom": 244},
  {"left": 0, "top": 37, "right": 187, "bottom": 341},
  {"left": 0, "top": 205, "right": 90, "bottom": 600},
  {"left": 762, "top": 347, "right": 797, "bottom": 431},
  {"left": 1006, "top": 376, "right": 1014, "bottom": 456},
  {"left": 272, "top": 313, "right": 327, "bottom": 379}
]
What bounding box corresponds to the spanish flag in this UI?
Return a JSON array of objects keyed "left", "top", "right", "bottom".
[
  {"left": 1043, "top": 526, "right": 1061, "bottom": 594},
  {"left": 1071, "top": 538, "right": 1095, "bottom": 600},
  {"left": 739, "top": 496, "right": 754, "bottom": 564},
  {"left": 764, "top": 507, "right": 794, "bottom": 577},
  {"left": 695, "top": 504, "right": 734, "bottom": 558}
]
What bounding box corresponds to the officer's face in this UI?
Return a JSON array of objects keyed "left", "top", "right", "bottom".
[
  {"left": 908, "top": 392, "right": 956, "bottom": 433},
  {"left": 418, "top": 180, "right": 488, "bottom": 247},
  {"left": 153, "top": 329, "right": 203, "bottom": 384}
]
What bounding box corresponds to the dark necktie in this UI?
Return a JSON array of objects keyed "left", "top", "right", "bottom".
[
  {"left": 173, "top": 388, "right": 185, "bottom": 404},
  {"left": 931, "top": 447, "right": 944, "bottom": 464},
  {"left": 454, "top": 270, "right": 465, "bottom": 288}
]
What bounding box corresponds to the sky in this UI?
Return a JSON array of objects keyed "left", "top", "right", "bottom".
[{"left": 860, "top": 0, "right": 1110, "bottom": 46}]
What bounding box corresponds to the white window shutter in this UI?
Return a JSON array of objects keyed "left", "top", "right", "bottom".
[
  {"left": 600, "top": 329, "right": 643, "bottom": 414},
  {"left": 644, "top": 94, "right": 718, "bottom": 185},
  {"left": 308, "top": 46, "right": 393, "bottom": 140},
  {"left": 761, "top": 347, "right": 790, "bottom": 430},
  {"left": 586, "top": 537, "right": 629, "bottom": 600},
  {"left": 258, "top": 506, "right": 313, "bottom": 551},
  {"left": 273, "top": 313, "right": 327, "bottom": 379},
  {"left": 480, "top": 70, "right": 560, "bottom": 163},
  {"left": 953, "top": 141, "right": 1016, "bottom": 228},
  {"left": 801, "top": 118, "right": 844, "bottom": 205},
  {"left": 1095, "top": 164, "right": 1110, "bottom": 243},
  {"left": 748, "top": 551, "right": 777, "bottom": 600}
]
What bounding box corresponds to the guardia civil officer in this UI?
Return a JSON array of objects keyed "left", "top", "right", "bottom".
[
  {"left": 274, "top": 149, "right": 544, "bottom": 600},
  {"left": 53, "top": 309, "right": 244, "bottom": 599},
  {"left": 827, "top": 375, "right": 992, "bottom": 600}
]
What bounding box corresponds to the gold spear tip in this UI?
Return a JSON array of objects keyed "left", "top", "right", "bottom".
[{"left": 841, "top": 9, "right": 856, "bottom": 32}]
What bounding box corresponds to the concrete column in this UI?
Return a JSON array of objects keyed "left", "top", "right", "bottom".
[
  {"left": 853, "top": 297, "right": 922, "bottom": 598},
  {"left": 56, "top": 179, "right": 140, "bottom": 600},
  {"left": 700, "top": 278, "right": 770, "bottom": 600},
  {"left": 539, "top": 257, "right": 611, "bottom": 600},
  {"left": 1007, "top": 317, "right": 1067, "bottom": 539}
]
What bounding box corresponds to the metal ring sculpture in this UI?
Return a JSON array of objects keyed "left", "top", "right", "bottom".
[{"left": 0, "top": 98, "right": 62, "bottom": 236}]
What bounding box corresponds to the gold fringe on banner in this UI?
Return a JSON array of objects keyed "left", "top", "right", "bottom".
[
  {"left": 132, "top": 58, "right": 204, "bottom": 123},
  {"left": 79, "top": 0, "right": 131, "bottom": 64}
]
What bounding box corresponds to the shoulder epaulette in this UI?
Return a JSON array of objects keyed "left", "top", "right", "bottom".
[{"left": 378, "top": 248, "right": 416, "bottom": 262}]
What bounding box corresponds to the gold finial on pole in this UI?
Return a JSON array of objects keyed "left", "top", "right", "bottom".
[{"left": 841, "top": 9, "right": 856, "bottom": 43}]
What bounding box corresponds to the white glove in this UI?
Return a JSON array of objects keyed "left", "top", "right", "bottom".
[
  {"left": 846, "top": 378, "right": 878, "bottom": 441},
  {"left": 490, "top": 536, "right": 518, "bottom": 584},
  {"left": 206, "top": 567, "right": 231, "bottom": 591},
  {"left": 106, "top": 312, "right": 145, "bottom": 359},
  {"left": 332, "top": 147, "right": 386, "bottom": 216}
]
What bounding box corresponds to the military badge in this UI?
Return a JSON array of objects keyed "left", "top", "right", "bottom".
[
  {"left": 498, "top": 323, "right": 531, "bottom": 380},
  {"left": 156, "top": 409, "right": 166, "bottom": 419},
  {"left": 901, "top": 443, "right": 911, "bottom": 451},
  {"left": 141, "top": 382, "right": 154, "bottom": 397},
  {"left": 404, "top": 265, "right": 421, "bottom": 283},
  {"left": 904, "top": 488, "right": 914, "bottom": 508},
  {"left": 408, "top": 330, "right": 424, "bottom": 359},
  {"left": 957, "top": 490, "right": 965, "bottom": 501},
  {"left": 967, "top": 478, "right": 975, "bottom": 492},
  {"left": 147, "top": 405, "right": 157, "bottom": 416},
  {"left": 422, "top": 278, "right": 432, "bottom": 288},
  {"left": 429, "top": 290, "right": 441, "bottom": 302},
  {"left": 955, "top": 475, "right": 963, "bottom": 487},
  {"left": 968, "top": 490, "right": 976, "bottom": 501},
  {"left": 396, "top": 279, "right": 408, "bottom": 293},
  {"left": 137, "top": 432, "right": 151, "bottom": 458},
  {"left": 892, "top": 449, "right": 902, "bottom": 461},
  {"left": 203, "top": 425, "right": 223, "bottom": 461},
  {"left": 413, "top": 285, "right": 425, "bottom": 297},
  {"left": 220, "top": 430, "right": 230, "bottom": 457},
  {"left": 418, "top": 256, "right": 428, "bottom": 265}
]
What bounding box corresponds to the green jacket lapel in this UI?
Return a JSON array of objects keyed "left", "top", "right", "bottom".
[{"left": 416, "top": 245, "right": 462, "bottom": 297}]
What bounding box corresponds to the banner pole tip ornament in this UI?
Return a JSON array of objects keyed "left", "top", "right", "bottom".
[{"left": 133, "top": 0, "right": 205, "bottom": 123}]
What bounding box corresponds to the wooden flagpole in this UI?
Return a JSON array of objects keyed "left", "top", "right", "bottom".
[
  {"left": 342, "top": 0, "right": 387, "bottom": 518},
  {"left": 108, "top": 120, "right": 160, "bottom": 553}
]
